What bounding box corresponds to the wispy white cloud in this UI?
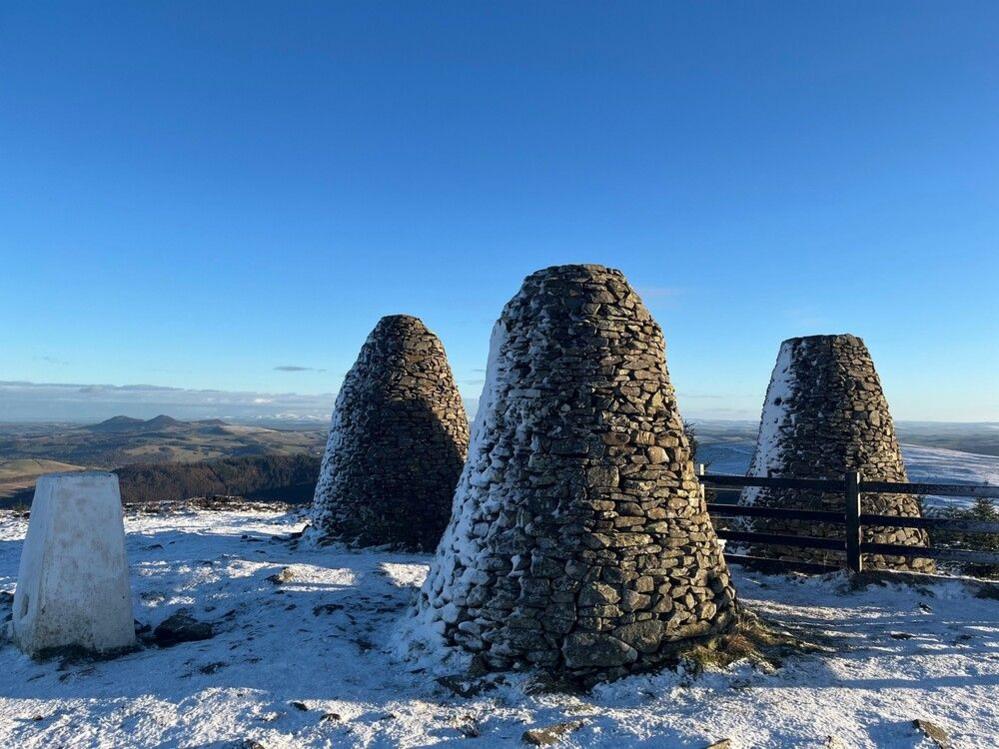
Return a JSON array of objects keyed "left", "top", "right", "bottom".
[
  {"left": 274, "top": 365, "right": 327, "bottom": 373},
  {"left": 0, "top": 381, "right": 334, "bottom": 423}
]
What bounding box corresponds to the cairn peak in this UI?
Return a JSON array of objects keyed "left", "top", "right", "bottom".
[
  {"left": 781, "top": 333, "right": 862, "bottom": 346},
  {"left": 375, "top": 313, "right": 426, "bottom": 328}
]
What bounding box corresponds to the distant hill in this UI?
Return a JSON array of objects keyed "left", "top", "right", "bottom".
[
  {"left": 0, "top": 416, "right": 327, "bottom": 499},
  {"left": 86, "top": 415, "right": 147, "bottom": 432},
  {"left": 895, "top": 421, "right": 999, "bottom": 458},
  {"left": 0, "top": 415, "right": 328, "bottom": 509},
  {"left": 691, "top": 420, "right": 999, "bottom": 458},
  {"left": 86, "top": 414, "right": 188, "bottom": 433}
]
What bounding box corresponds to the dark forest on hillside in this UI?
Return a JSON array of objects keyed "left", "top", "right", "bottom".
[
  {"left": 3, "top": 454, "right": 321, "bottom": 507},
  {"left": 117, "top": 454, "right": 321, "bottom": 504}
]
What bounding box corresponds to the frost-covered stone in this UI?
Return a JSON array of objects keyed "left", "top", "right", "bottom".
[
  {"left": 742, "top": 335, "right": 933, "bottom": 572},
  {"left": 12, "top": 472, "right": 135, "bottom": 656},
  {"left": 311, "top": 315, "right": 469, "bottom": 551},
  {"left": 409, "top": 264, "right": 738, "bottom": 682}
]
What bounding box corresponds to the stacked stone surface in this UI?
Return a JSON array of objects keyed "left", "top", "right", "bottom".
[
  {"left": 311, "top": 315, "right": 469, "bottom": 551},
  {"left": 412, "top": 264, "right": 738, "bottom": 683},
  {"left": 742, "top": 334, "right": 933, "bottom": 572}
]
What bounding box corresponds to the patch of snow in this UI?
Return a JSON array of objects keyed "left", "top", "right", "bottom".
[
  {"left": 742, "top": 340, "right": 794, "bottom": 506},
  {"left": 901, "top": 444, "right": 999, "bottom": 510},
  {"left": 307, "top": 379, "right": 350, "bottom": 535},
  {"left": 696, "top": 442, "right": 755, "bottom": 476},
  {"left": 395, "top": 317, "right": 510, "bottom": 666},
  {"left": 379, "top": 563, "right": 428, "bottom": 589},
  {"left": 0, "top": 509, "right": 997, "bottom": 747}
]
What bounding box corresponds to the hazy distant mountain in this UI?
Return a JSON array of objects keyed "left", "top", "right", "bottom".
[
  {"left": 85, "top": 415, "right": 223, "bottom": 433},
  {"left": 0, "top": 380, "right": 333, "bottom": 423},
  {"left": 85, "top": 414, "right": 184, "bottom": 432},
  {"left": 85, "top": 415, "right": 148, "bottom": 432}
]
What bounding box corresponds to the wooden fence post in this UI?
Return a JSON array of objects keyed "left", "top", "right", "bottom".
[{"left": 845, "top": 470, "right": 863, "bottom": 573}]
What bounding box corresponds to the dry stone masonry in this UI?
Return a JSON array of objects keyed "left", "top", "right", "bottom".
[
  {"left": 411, "top": 264, "right": 738, "bottom": 683},
  {"left": 311, "top": 315, "right": 469, "bottom": 551},
  {"left": 741, "top": 334, "right": 933, "bottom": 572}
]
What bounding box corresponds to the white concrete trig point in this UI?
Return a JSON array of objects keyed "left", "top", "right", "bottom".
[{"left": 12, "top": 472, "right": 135, "bottom": 656}]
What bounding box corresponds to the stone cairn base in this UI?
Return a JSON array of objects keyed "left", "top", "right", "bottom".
[
  {"left": 311, "top": 315, "right": 469, "bottom": 551},
  {"left": 411, "top": 264, "right": 738, "bottom": 683},
  {"left": 742, "top": 334, "right": 933, "bottom": 573}
]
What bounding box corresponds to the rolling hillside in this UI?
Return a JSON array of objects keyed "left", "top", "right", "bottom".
[{"left": 0, "top": 417, "right": 327, "bottom": 505}]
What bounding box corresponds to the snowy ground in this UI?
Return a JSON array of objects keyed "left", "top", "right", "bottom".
[
  {"left": 1, "top": 509, "right": 998, "bottom": 748},
  {"left": 902, "top": 446, "right": 999, "bottom": 508}
]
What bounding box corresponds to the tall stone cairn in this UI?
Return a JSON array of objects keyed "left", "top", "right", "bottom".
[
  {"left": 311, "top": 315, "right": 469, "bottom": 551},
  {"left": 742, "top": 334, "right": 934, "bottom": 572},
  {"left": 412, "top": 265, "right": 738, "bottom": 683}
]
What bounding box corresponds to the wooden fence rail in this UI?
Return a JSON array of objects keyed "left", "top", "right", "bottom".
[{"left": 698, "top": 470, "right": 999, "bottom": 574}]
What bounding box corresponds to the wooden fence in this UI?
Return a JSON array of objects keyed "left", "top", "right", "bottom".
[{"left": 698, "top": 469, "right": 999, "bottom": 574}]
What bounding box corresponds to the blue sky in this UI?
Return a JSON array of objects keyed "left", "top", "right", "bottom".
[{"left": 1, "top": 2, "right": 997, "bottom": 422}]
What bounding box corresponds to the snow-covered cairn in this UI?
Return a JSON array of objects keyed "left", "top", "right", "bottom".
[
  {"left": 742, "top": 334, "right": 933, "bottom": 572},
  {"left": 411, "top": 264, "right": 738, "bottom": 683},
  {"left": 13, "top": 472, "right": 135, "bottom": 656},
  {"left": 311, "top": 315, "right": 469, "bottom": 551}
]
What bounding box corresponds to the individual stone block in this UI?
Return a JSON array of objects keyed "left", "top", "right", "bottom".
[
  {"left": 311, "top": 315, "right": 470, "bottom": 551},
  {"left": 12, "top": 472, "right": 135, "bottom": 656},
  {"left": 409, "top": 264, "right": 737, "bottom": 682},
  {"left": 741, "top": 334, "right": 933, "bottom": 572}
]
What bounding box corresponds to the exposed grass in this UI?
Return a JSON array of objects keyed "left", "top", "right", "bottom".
[
  {"left": 679, "top": 609, "right": 827, "bottom": 674},
  {"left": 0, "top": 459, "right": 85, "bottom": 480}
]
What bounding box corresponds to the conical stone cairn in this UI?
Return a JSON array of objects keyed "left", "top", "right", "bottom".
[
  {"left": 311, "top": 315, "right": 469, "bottom": 551},
  {"left": 411, "top": 265, "right": 738, "bottom": 683},
  {"left": 742, "top": 334, "right": 933, "bottom": 572}
]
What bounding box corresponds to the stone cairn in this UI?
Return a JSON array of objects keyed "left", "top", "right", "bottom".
[
  {"left": 741, "top": 334, "right": 933, "bottom": 572},
  {"left": 311, "top": 315, "right": 469, "bottom": 551},
  {"left": 411, "top": 264, "right": 738, "bottom": 683}
]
